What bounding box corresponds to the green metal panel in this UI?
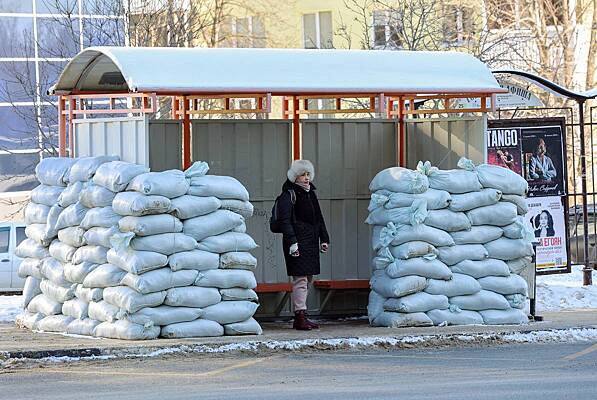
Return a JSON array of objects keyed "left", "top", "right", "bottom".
[{"left": 148, "top": 120, "right": 182, "bottom": 171}]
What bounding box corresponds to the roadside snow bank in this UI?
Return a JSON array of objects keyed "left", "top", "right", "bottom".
[{"left": 537, "top": 265, "right": 597, "bottom": 311}]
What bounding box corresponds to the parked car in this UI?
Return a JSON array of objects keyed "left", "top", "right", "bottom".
[
  {"left": 568, "top": 204, "right": 596, "bottom": 265},
  {"left": 0, "top": 222, "right": 26, "bottom": 292}
]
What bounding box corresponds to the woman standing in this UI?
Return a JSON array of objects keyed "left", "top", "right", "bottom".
[{"left": 276, "top": 160, "right": 329, "bottom": 330}]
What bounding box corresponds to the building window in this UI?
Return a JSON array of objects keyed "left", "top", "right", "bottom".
[
  {"left": 302, "top": 11, "right": 333, "bottom": 49},
  {"left": 443, "top": 5, "right": 473, "bottom": 43},
  {"left": 219, "top": 16, "right": 266, "bottom": 48},
  {"left": 372, "top": 10, "right": 401, "bottom": 49}
]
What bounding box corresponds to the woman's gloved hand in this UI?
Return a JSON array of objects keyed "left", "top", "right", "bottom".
[
  {"left": 320, "top": 243, "right": 329, "bottom": 253},
  {"left": 290, "top": 243, "right": 300, "bottom": 257}
]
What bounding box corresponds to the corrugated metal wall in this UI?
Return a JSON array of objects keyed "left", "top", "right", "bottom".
[
  {"left": 405, "top": 116, "right": 485, "bottom": 169},
  {"left": 148, "top": 120, "right": 182, "bottom": 171}
]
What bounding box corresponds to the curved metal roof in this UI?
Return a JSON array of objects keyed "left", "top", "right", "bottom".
[
  {"left": 49, "top": 47, "right": 506, "bottom": 95},
  {"left": 493, "top": 70, "right": 597, "bottom": 101}
]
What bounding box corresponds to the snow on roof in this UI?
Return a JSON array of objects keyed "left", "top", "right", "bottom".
[{"left": 50, "top": 47, "right": 505, "bottom": 95}]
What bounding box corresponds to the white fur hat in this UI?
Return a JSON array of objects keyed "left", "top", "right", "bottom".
[{"left": 287, "top": 159, "right": 315, "bottom": 182}]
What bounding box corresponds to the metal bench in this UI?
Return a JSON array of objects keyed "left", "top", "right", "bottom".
[
  {"left": 255, "top": 283, "right": 293, "bottom": 316},
  {"left": 313, "top": 279, "right": 370, "bottom": 312}
]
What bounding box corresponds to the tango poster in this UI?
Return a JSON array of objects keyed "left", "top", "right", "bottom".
[{"left": 486, "top": 127, "right": 523, "bottom": 175}]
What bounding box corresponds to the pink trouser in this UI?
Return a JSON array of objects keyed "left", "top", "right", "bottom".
[{"left": 291, "top": 276, "right": 313, "bottom": 311}]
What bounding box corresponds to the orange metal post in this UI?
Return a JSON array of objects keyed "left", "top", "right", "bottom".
[
  {"left": 282, "top": 97, "right": 289, "bottom": 119},
  {"left": 58, "top": 96, "right": 66, "bottom": 157},
  {"left": 292, "top": 96, "right": 300, "bottom": 160},
  {"left": 387, "top": 98, "right": 394, "bottom": 119},
  {"left": 398, "top": 98, "right": 405, "bottom": 167},
  {"left": 182, "top": 96, "right": 191, "bottom": 169},
  {"left": 68, "top": 96, "right": 76, "bottom": 157},
  {"left": 172, "top": 96, "right": 179, "bottom": 119}
]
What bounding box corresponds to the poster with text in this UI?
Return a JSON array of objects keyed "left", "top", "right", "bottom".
[
  {"left": 486, "top": 127, "right": 523, "bottom": 175},
  {"left": 525, "top": 196, "right": 568, "bottom": 273},
  {"left": 521, "top": 125, "right": 566, "bottom": 197}
]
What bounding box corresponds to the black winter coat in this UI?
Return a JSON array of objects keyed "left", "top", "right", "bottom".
[{"left": 277, "top": 180, "right": 330, "bottom": 277}]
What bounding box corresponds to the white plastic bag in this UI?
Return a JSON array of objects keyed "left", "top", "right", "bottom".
[
  {"left": 426, "top": 309, "right": 484, "bottom": 325},
  {"left": 450, "top": 259, "right": 510, "bottom": 279},
  {"left": 201, "top": 301, "right": 258, "bottom": 324},
  {"left": 417, "top": 161, "right": 481, "bottom": 194},
  {"left": 369, "top": 189, "right": 450, "bottom": 211},
  {"left": 474, "top": 164, "right": 528, "bottom": 196},
  {"left": 219, "top": 252, "right": 257, "bottom": 270},
  {"left": 66, "top": 318, "right": 101, "bottom": 336},
  {"left": 367, "top": 290, "right": 386, "bottom": 324},
  {"left": 103, "top": 286, "right": 166, "bottom": 313},
  {"left": 64, "top": 262, "right": 99, "bottom": 284},
  {"left": 27, "top": 294, "right": 62, "bottom": 315},
  {"left": 437, "top": 245, "right": 488, "bottom": 266},
  {"left": 35, "top": 157, "right": 76, "bottom": 186},
  {"left": 369, "top": 167, "right": 429, "bottom": 194},
  {"left": 62, "top": 298, "right": 89, "bottom": 319},
  {"left": 168, "top": 250, "right": 220, "bottom": 272},
  {"left": 88, "top": 300, "right": 119, "bottom": 322},
  {"left": 372, "top": 311, "right": 433, "bottom": 327},
  {"left": 224, "top": 318, "right": 262, "bottom": 335},
  {"left": 425, "top": 209, "right": 472, "bottom": 232},
  {"left": 385, "top": 257, "right": 452, "bottom": 280},
  {"left": 383, "top": 292, "right": 448, "bottom": 313},
  {"left": 79, "top": 183, "right": 116, "bottom": 208},
  {"left": 450, "top": 290, "right": 510, "bottom": 311},
  {"left": 219, "top": 288, "right": 259, "bottom": 302},
  {"left": 449, "top": 188, "right": 502, "bottom": 212},
  {"left": 93, "top": 320, "right": 160, "bottom": 340},
  {"left": 55, "top": 202, "right": 89, "bottom": 230},
  {"left": 219, "top": 199, "right": 254, "bottom": 218},
  {"left": 112, "top": 192, "right": 172, "bottom": 217},
  {"left": 75, "top": 285, "right": 103, "bottom": 303},
  {"left": 160, "top": 319, "right": 223, "bottom": 338},
  {"left": 15, "top": 238, "right": 50, "bottom": 259},
  {"left": 501, "top": 194, "right": 528, "bottom": 215},
  {"left": 119, "top": 306, "right": 203, "bottom": 327},
  {"left": 365, "top": 199, "right": 428, "bottom": 226},
  {"left": 505, "top": 293, "right": 527, "bottom": 309},
  {"left": 507, "top": 257, "right": 533, "bottom": 274},
  {"left": 69, "top": 155, "right": 120, "bottom": 182},
  {"left": 93, "top": 161, "right": 149, "bottom": 192},
  {"left": 40, "top": 279, "right": 75, "bottom": 302},
  {"left": 127, "top": 170, "right": 190, "bottom": 198},
  {"left": 479, "top": 309, "right": 528, "bottom": 325},
  {"left": 30, "top": 185, "right": 64, "bottom": 206},
  {"left": 15, "top": 311, "right": 44, "bottom": 330},
  {"left": 84, "top": 226, "right": 119, "bottom": 248},
  {"left": 183, "top": 210, "right": 245, "bottom": 241},
  {"left": 450, "top": 226, "right": 503, "bottom": 245},
  {"left": 119, "top": 214, "right": 183, "bottom": 236},
  {"left": 374, "top": 222, "right": 454, "bottom": 250},
  {"left": 466, "top": 202, "right": 518, "bottom": 227},
  {"left": 40, "top": 258, "right": 71, "bottom": 286},
  {"left": 120, "top": 268, "right": 198, "bottom": 294},
  {"left": 484, "top": 238, "right": 534, "bottom": 260},
  {"left": 80, "top": 206, "right": 121, "bottom": 229},
  {"left": 37, "top": 315, "right": 74, "bottom": 332},
  {"left": 107, "top": 248, "right": 168, "bottom": 274},
  {"left": 72, "top": 245, "right": 109, "bottom": 265},
  {"left": 188, "top": 175, "right": 250, "bottom": 201},
  {"left": 370, "top": 271, "right": 427, "bottom": 298},
  {"left": 478, "top": 274, "right": 528, "bottom": 296},
  {"left": 164, "top": 286, "right": 221, "bottom": 308},
  {"left": 195, "top": 269, "right": 257, "bottom": 289},
  {"left": 58, "top": 227, "right": 87, "bottom": 248},
  {"left": 44, "top": 204, "right": 63, "bottom": 239},
  {"left": 82, "top": 263, "right": 127, "bottom": 288},
  {"left": 49, "top": 240, "right": 76, "bottom": 263},
  {"left": 18, "top": 258, "right": 43, "bottom": 279},
  {"left": 58, "top": 181, "right": 84, "bottom": 208},
  {"left": 25, "top": 224, "right": 53, "bottom": 247},
  {"left": 425, "top": 273, "right": 481, "bottom": 297},
  {"left": 22, "top": 276, "right": 42, "bottom": 309},
  {"left": 169, "top": 195, "right": 221, "bottom": 220},
  {"left": 24, "top": 202, "right": 50, "bottom": 224},
  {"left": 129, "top": 233, "right": 197, "bottom": 256},
  {"left": 502, "top": 217, "right": 534, "bottom": 240},
  {"left": 197, "top": 232, "right": 258, "bottom": 253}
]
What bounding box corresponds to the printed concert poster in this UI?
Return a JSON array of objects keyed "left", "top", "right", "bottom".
[
  {"left": 486, "top": 127, "right": 523, "bottom": 174},
  {"left": 521, "top": 125, "right": 566, "bottom": 197},
  {"left": 525, "top": 196, "right": 568, "bottom": 273}
]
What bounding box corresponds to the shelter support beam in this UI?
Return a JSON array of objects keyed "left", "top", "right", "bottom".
[
  {"left": 68, "top": 97, "right": 75, "bottom": 157},
  {"left": 578, "top": 100, "right": 593, "bottom": 286},
  {"left": 58, "top": 96, "right": 66, "bottom": 157},
  {"left": 182, "top": 96, "right": 191, "bottom": 170},
  {"left": 293, "top": 96, "right": 300, "bottom": 160}
]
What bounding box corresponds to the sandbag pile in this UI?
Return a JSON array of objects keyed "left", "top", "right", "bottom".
[
  {"left": 366, "top": 158, "right": 533, "bottom": 328},
  {"left": 16, "top": 157, "right": 262, "bottom": 340}
]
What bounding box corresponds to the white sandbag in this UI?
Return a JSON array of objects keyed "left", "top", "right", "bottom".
[
  {"left": 120, "top": 268, "right": 198, "bottom": 294},
  {"left": 25, "top": 224, "right": 53, "bottom": 247},
  {"left": 164, "top": 286, "right": 221, "bottom": 308},
  {"left": 369, "top": 167, "right": 429, "bottom": 194},
  {"left": 367, "top": 290, "right": 386, "bottom": 324},
  {"left": 18, "top": 258, "right": 43, "bottom": 280},
  {"left": 72, "top": 245, "right": 109, "bottom": 265},
  {"left": 507, "top": 257, "right": 533, "bottom": 274},
  {"left": 479, "top": 309, "right": 528, "bottom": 325},
  {"left": 425, "top": 273, "right": 481, "bottom": 297},
  {"left": 366, "top": 199, "right": 428, "bottom": 226},
  {"left": 55, "top": 202, "right": 89, "bottom": 230},
  {"left": 112, "top": 192, "right": 171, "bottom": 217},
  {"left": 501, "top": 194, "right": 528, "bottom": 215},
  {"left": 15, "top": 311, "right": 44, "bottom": 330},
  {"left": 449, "top": 188, "right": 502, "bottom": 212},
  {"left": 39, "top": 258, "right": 70, "bottom": 286},
  {"left": 450, "top": 259, "right": 511, "bottom": 279},
  {"left": 24, "top": 202, "right": 50, "bottom": 224},
  {"left": 40, "top": 279, "right": 75, "bottom": 302},
  {"left": 93, "top": 320, "right": 160, "bottom": 340},
  {"left": 168, "top": 250, "right": 219, "bottom": 272},
  {"left": 66, "top": 318, "right": 101, "bottom": 336},
  {"left": 450, "top": 226, "right": 503, "bottom": 245},
  {"left": 118, "top": 306, "right": 203, "bottom": 327},
  {"left": 127, "top": 170, "right": 190, "bottom": 198},
  {"left": 372, "top": 311, "right": 433, "bottom": 327},
  {"left": 194, "top": 269, "right": 257, "bottom": 289},
  {"left": 369, "top": 189, "right": 450, "bottom": 211},
  {"left": 37, "top": 315, "right": 74, "bottom": 332},
  {"left": 224, "top": 318, "right": 262, "bottom": 335},
  {"left": 88, "top": 300, "right": 119, "bottom": 322},
  {"left": 80, "top": 206, "right": 121, "bottom": 229},
  {"left": 62, "top": 298, "right": 89, "bottom": 319},
  {"left": 197, "top": 232, "right": 258, "bottom": 253},
  {"left": 69, "top": 155, "right": 119, "bottom": 182},
  {"left": 57, "top": 181, "right": 84, "bottom": 208},
  {"left": 75, "top": 285, "right": 103, "bottom": 303},
  {"left": 58, "top": 227, "right": 86, "bottom": 248},
  {"left": 450, "top": 290, "right": 510, "bottom": 311},
  {"left": 220, "top": 288, "right": 259, "bottom": 302},
  {"left": 219, "top": 252, "right": 257, "bottom": 270},
  {"left": 183, "top": 210, "right": 245, "bottom": 241},
  {"left": 35, "top": 157, "right": 76, "bottom": 186},
  {"left": 129, "top": 233, "right": 197, "bottom": 256},
  {"left": 49, "top": 240, "right": 76, "bottom": 263},
  {"left": 119, "top": 214, "right": 183, "bottom": 237},
  {"left": 44, "top": 204, "right": 63, "bottom": 239},
  {"left": 484, "top": 238, "right": 534, "bottom": 260},
  {"left": 372, "top": 249, "right": 394, "bottom": 271},
  {"left": 370, "top": 271, "right": 427, "bottom": 298},
  {"left": 437, "top": 245, "right": 488, "bottom": 266},
  {"left": 93, "top": 161, "right": 149, "bottom": 192},
  {"left": 374, "top": 223, "right": 454, "bottom": 250},
  {"left": 386, "top": 257, "right": 452, "bottom": 280},
  {"left": 22, "top": 276, "right": 42, "bottom": 309},
  {"left": 388, "top": 242, "right": 438, "bottom": 260},
  {"left": 466, "top": 202, "right": 518, "bottom": 227},
  {"left": 15, "top": 238, "right": 50, "bottom": 259},
  {"left": 219, "top": 199, "right": 254, "bottom": 218},
  {"left": 30, "top": 185, "right": 64, "bottom": 206},
  {"left": 84, "top": 226, "right": 119, "bottom": 248},
  {"left": 103, "top": 286, "right": 166, "bottom": 313},
  {"left": 505, "top": 293, "right": 527, "bottom": 309},
  {"left": 161, "top": 318, "right": 223, "bottom": 338},
  {"left": 64, "top": 262, "right": 98, "bottom": 284},
  {"left": 201, "top": 300, "right": 258, "bottom": 324},
  {"left": 383, "top": 292, "right": 448, "bottom": 313},
  {"left": 82, "top": 263, "right": 127, "bottom": 288},
  {"left": 426, "top": 309, "right": 484, "bottom": 325},
  {"left": 502, "top": 217, "right": 533, "bottom": 240},
  {"left": 27, "top": 294, "right": 62, "bottom": 315},
  {"left": 188, "top": 175, "right": 250, "bottom": 201},
  {"left": 169, "top": 195, "right": 222, "bottom": 220},
  {"left": 417, "top": 161, "right": 481, "bottom": 194},
  {"left": 474, "top": 164, "right": 528, "bottom": 196},
  {"left": 107, "top": 248, "right": 168, "bottom": 275},
  {"left": 478, "top": 274, "right": 528, "bottom": 296},
  {"left": 79, "top": 183, "right": 116, "bottom": 208},
  {"left": 425, "top": 210, "right": 472, "bottom": 232}
]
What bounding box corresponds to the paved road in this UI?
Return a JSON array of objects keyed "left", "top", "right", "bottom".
[{"left": 2, "top": 341, "right": 597, "bottom": 400}]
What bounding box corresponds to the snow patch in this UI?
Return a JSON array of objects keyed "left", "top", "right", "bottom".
[
  {"left": 536, "top": 265, "right": 597, "bottom": 311},
  {"left": 0, "top": 296, "right": 22, "bottom": 322}
]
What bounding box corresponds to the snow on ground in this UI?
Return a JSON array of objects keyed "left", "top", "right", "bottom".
[
  {"left": 537, "top": 265, "right": 597, "bottom": 311},
  {"left": 0, "top": 296, "right": 21, "bottom": 323}
]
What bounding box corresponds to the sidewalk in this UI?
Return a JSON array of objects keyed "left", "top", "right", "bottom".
[{"left": 2, "top": 309, "right": 597, "bottom": 361}]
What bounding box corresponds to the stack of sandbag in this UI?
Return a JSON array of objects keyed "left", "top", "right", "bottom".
[{"left": 366, "top": 157, "right": 533, "bottom": 327}]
